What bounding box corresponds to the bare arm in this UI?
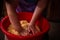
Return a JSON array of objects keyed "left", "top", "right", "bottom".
[
  {"left": 5, "top": 2, "right": 23, "bottom": 32},
  {"left": 28, "top": 0, "right": 48, "bottom": 34},
  {"left": 30, "top": 0, "right": 48, "bottom": 24}
]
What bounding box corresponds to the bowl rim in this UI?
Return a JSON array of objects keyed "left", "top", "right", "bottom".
[{"left": 1, "top": 12, "right": 50, "bottom": 39}]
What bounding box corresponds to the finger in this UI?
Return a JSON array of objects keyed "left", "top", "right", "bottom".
[
  {"left": 27, "top": 27, "right": 30, "bottom": 32},
  {"left": 30, "top": 27, "right": 35, "bottom": 34},
  {"left": 35, "top": 25, "right": 40, "bottom": 32},
  {"left": 31, "top": 26, "right": 40, "bottom": 34},
  {"left": 27, "top": 25, "right": 36, "bottom": 34}
]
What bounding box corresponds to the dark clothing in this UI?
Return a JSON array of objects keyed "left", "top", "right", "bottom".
[{"left": 16, "top": 0, "right": 38, "bottom": 12}]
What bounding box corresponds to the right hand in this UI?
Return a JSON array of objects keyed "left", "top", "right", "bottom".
[
  {"left": 19, "top": 29, "right": 30, "bottom": 36},
  {"left": 27, "top": 24, "right": 39, "bottom": 34}
]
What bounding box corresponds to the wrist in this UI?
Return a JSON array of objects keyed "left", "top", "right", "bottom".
[
  {"left": 29, "top": 21, "right": 35, "bottom": 26},
  {"left": 30, "top": 18, "right": 36, "bottom": 25}
]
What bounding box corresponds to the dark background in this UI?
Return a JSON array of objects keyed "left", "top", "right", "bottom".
[{"left": 0, "top": 0, "right": 60, "bottom": 40}]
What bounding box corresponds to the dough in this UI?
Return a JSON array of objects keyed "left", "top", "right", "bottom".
[{"left": 8, "top": 20, "right": 40, "bottom": 36}]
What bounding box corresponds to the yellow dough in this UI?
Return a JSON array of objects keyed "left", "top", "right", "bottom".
[
  {"left": 8, "top": 20, "right": 40, "bottom": 36},
  {"left": 20, "top": 20, "right": 29, "bottom": 30},
  {"left": 8, "top": 25, "right": 20, "bottom": 35}
]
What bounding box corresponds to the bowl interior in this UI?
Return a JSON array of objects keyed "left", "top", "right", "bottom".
[{"left": 1, "top": 12, "right": 49, "bottom": 39}]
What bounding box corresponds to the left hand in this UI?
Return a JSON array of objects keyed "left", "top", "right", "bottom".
[{"left": 27, "top": 23, "right": 39, "bottom": 35}]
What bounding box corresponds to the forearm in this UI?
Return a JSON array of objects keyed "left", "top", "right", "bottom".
[
  {"left": 30, "top": 0, "right": 48, "bottom": 24},
  {"left": 5, "top": 2, "right": 23, "bottom": 32}
]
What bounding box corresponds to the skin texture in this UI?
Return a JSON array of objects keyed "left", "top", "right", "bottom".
[
  {"left": 29, "top": 0, "right": 48, "bottom": 34},
  {"left": 5, "top": 0, "right": 48, "bottom": 35}
]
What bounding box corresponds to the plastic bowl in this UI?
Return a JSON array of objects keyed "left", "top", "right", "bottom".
[{"left": 1, "top": 12, "right": 50, "bottom": 40}]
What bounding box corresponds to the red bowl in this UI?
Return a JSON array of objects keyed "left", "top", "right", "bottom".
[
  {"left": 0, "top": 21, "right": 1, "bottom": 26},
  {"left": 1, "top": 12, "right": 50, "bottom": 40}
]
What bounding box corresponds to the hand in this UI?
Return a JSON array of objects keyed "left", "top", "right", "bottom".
[
  {"left": 20, "top": 29, "right": 30, "bottom": 36},
  {"left": 27, "top": 23, "right": 39, "bottom": 35}
]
